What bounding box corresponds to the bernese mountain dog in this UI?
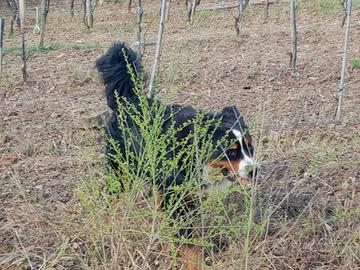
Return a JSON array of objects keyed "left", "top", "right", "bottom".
[{"left": 96, "top": 42, "right": 256, "bottom": 270}]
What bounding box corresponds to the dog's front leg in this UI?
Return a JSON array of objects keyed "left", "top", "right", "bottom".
[{"left": 179, "top": 244, "right": 203, "bottom": 270}]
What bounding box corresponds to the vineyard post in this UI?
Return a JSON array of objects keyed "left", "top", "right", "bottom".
[
  {"left": 70, "top": 0, "right": 75, "bottom": 17},
  {"left": 290, "top": 0, "right": 297, "bottom": 74},
  {"left": 39, "top": 0, "right": 50, "bottom": 46},
  {"left": 8, "top": 0, "right": 20, "bottom": 35},
  {"left": 165, "top": 0, "right": 171, "bottom": 21},
  {"left": 336, "top": 0, "right": 352, "bottom": 122},
  {"left": 148, "top": 0, "right": 167, "bottom": 99},
  {"left": 235, "top": 0, "right": 249, "bottom": 36},
  {"left": 264, "top": 0, "right": 270, "bottom": 20},
  {"left": 0, "top": 18, "right": 4, "bottom": 75},
  {"left": 190, "top": 0, "right": 197, "bottom": 24},
  {"left": 85, "top": 0, "right": 93, "bottom": 29},
  {"left": 18, "top": 0, "right": 27, "bottom": 82},
  {"left": 33, "top": 7, "right": 41, "bottom": 34},
  {"left": 136, "top": 0, "right": 143, "bottom": 55}
]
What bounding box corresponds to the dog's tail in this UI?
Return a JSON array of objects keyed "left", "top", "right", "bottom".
[{"left": 96, "top": 42, "right": 142, "bottom": 110}]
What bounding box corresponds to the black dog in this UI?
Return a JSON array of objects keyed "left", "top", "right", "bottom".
[{"left": 96, "top": 42, "right": 255, "bottom": 269}]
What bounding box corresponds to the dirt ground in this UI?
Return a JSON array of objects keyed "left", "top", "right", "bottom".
[{"left": 1, "top": 0, "right": 360, "bottom": 269}]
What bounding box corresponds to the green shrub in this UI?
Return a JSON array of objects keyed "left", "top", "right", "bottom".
[
  {"left": 352, "top": 59, "right": 360, "bottom": 69},
  {"left": 73, "top": 62, "right": 260, "bottom": 269}
]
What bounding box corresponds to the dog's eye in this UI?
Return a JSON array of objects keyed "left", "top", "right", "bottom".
[{"left": 226, "top": 149, "right": 238, "bottom": 159}]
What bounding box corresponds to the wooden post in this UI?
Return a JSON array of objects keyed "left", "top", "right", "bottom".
[
  {"left": 8, "top": 0, "right": 20, "bottom": 35},
  {"left": 0, "top": 18, "right": 4, "bottom": 75},
  {"left": 18, "top": 0, "right": 25, "bottom": 26},
  {"left": 39, "top": 0, "right": 49, "bottom": 46},
  {"left": 237, "top": 0, "right": 244, "bottom": 35},
  {"left": 290, "top": 0, "right": 297, "bottom": 74},
  {"left": 165, "top": 0, "right": 171, "bottom": 21},
  {"left": 189, "top": 0, "right": 197, "bottom": 24},
  {"left": 235, "top": 0, "right": 249, "bottom": 36},
  {"left": 33, "top": 7, "right": 41, "bottom": 34},
  {"left": 83, "top": 0, "right": 86, "bottom": 24},
  {"left": 136, "top": 0, "right": 143, "bottom": 56},
  {"left": 85, "top": 0, "right": 93, "bottom": 29},
  {"left": 336, "top": 0, "right": 352, "bottom": 122},
  {"left": 18, "top": 0, "right": 27, "bottom": 83},
  {"left": 70, "top": 0, "right": 75, "bottom": 17},
  {"left": 264, "top": 0, "right": 270, "bottom": 20},
  {"left": 148, "top": 0, "right": 167, "bottom": 99}
]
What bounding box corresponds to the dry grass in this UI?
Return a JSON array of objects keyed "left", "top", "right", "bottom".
[{"left": 1, "top": 0, "right": 360, "bottom": 269}]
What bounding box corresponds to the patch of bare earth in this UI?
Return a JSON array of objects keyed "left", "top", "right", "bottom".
[{"left": 1, "top": 0, "right": 360, "bottom": 269}]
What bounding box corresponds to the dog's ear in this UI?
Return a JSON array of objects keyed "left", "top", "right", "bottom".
[{"left": 221, "top": 106, "right": 240, "bottom": 124}]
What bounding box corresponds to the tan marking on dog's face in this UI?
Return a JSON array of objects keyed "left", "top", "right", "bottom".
[
  {"left": 231, "top": 143, "right": 239, "bottom": 150},
  {"left": 210, "top": 159, "right": 241, "bottom": 172}
]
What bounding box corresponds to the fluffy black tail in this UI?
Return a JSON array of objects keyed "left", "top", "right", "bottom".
[{"left": 96, "top": 42, "right": 142, "bottom": 110}]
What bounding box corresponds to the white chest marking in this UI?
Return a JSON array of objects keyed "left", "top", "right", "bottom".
[{"left": 232, "top": 129, "right": 254, "bottom": 178}]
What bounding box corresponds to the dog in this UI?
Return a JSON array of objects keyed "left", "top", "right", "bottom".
[{"left": 96, "top": 42, "right": 256, "bottom": 270}]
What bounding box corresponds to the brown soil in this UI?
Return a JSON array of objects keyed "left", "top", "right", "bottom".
[{"left": 1, "top": 0, "right": 360, "bottom": 269}]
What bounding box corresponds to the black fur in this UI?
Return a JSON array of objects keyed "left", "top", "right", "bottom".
[{"left": 96, "top": 42, "right": 142, "bottom": 110}]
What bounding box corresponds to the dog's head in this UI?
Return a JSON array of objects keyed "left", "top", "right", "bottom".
[{"left": 209, "top": 106, "right": 256, "bottom": 181}]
